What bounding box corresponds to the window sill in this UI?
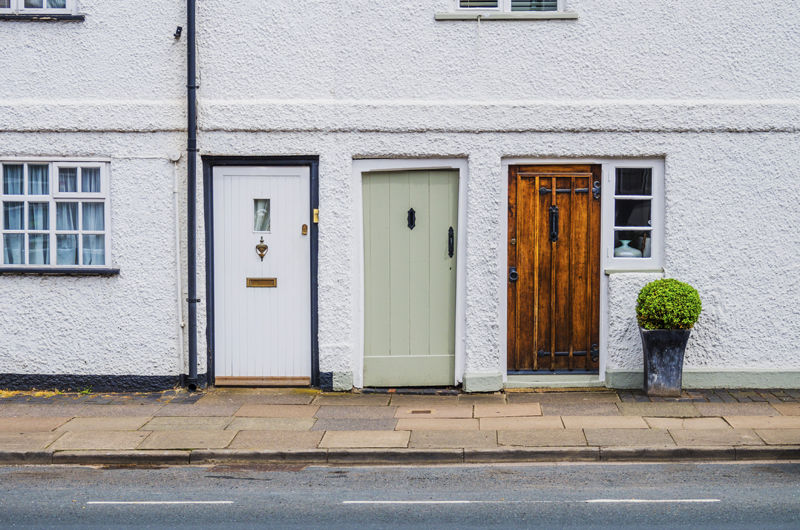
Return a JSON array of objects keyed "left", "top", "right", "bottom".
[
  {"left": 0, "top": 267, "right": 119, "bottom": 276},
  {"left": 604, "top": 268, "right": 664, "bottom": 275},
  {"left": 0, "top": 13, "right": 85, "bottom": 21},
  {"left": 434, "top": 11, "right": 578, "bottom": 21}
]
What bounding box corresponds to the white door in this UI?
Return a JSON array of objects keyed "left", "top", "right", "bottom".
[{"left": 213, "top": 166, "right": 311, "bottom": 385}]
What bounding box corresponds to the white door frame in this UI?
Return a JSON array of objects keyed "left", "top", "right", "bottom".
[{"left": 351, "top": 159, "right": 468, "bottom": 388}]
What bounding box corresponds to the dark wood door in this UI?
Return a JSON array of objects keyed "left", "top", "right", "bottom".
[{"left": 508, "top": 165, "right": 601, "bottom": 373}]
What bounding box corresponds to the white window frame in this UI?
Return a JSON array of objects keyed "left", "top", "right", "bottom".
[
  {"left": 601, "top": 159, "right": 664, "bottom": 271},
  {"left": 0, "top": 0, "right": 76, "bottom": 14},
  {"left": 1, "top": 159, "right": 111, "bottom": 269},
  {"left": 454, "top": 0, "right": 564, "bottom": 12}
]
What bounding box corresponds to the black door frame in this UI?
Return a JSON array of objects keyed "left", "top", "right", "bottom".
[{"left": 202, "top": 156, "right": 320, "bottom": 387}]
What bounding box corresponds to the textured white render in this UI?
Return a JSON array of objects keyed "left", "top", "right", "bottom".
[{"left": 1, "top": 0, "right": 799, "bottom": 384}]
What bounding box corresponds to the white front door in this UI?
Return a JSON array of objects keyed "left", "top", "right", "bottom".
[{"left": 213, "top": 166, "right": 311, "bottom": 385}]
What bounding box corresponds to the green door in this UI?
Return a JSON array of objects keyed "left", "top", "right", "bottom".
[{"left": 363, "top": 170, "right": 459, "bottom": 387}]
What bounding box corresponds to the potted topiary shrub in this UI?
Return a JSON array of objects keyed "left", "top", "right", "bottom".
[{"left": 636, "top": 279, "right": 702, "bottom": 397}]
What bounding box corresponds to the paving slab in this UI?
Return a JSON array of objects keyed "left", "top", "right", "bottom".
[
  {"left": 0, "top": 417, "right": 71, "bottom": 432},
  {"left": 723, "top": 416, "right": 800, "bottom": 429},
  {"left": 77, "top": 404, "right": 164, "bottom": 417},
  {"left": 315, "top": 406, "right": 396, "bottom": 419},
  {"left": 0, "top": 404, "right": 86, "bottom": 417},
  {"left": 617, "top": 403, "right": 700, "bottom": 417},
  {"left": 409, "top": 430, "right": 497, "bottom": 449},
  {"left": 234, "top": 405, "right": 319, "bottom": 418},
  {"left": 56, "top": 417, "right": 150, "bottom": 431},
  {"left": 694, "top": 402, "right": 779, "bottom": 417},
  {"left": 140, "top": 416, "right": 232, "bottom": 431},
  {"left": 138, "top": 430, "right": 236, "bottom": 450},
  {"left": 457, "top": 394, "right": 506, "bottom": 405},
  {"left": 395, "top": 406, "right": 473, "bottom": 419},
  {"left": 312, "top": 418, "right": 397, "bottom": 431},
  {"left": 313, "top": 394, "right": 390, "bottom": 406},
  {"left": 498, "top": 429, "right": 586, "bottom": 447},
  {"left": 153, "top": 404, "right": 241, "bottom": 417},
  {"left": 51, "top": 431, "right": 150, "bottom": 450},
  {"left": 585, "top": 428, "right": 675, "bottom": 447},
  {"left": 226, "top": 418, "right": 316, "bottom": 431},
  {"left": 198, "top": 392, "right": 315, "bottom": 405},
  {"left": 319, "top": 430, "right": 410, "bottom": 448},
  {"left": 561, "top": 416, "right": 648, "bottom": 429},
  {"left": 228, "top": 430, "right": 324, "bottom": 450},
  {"left": 389, "top": 395, "right": 459, "bottom": 407},
  {"left": 0, "top": 432, "right": 62, "bottom": 450},
  {"left": 754, "top": 429, "right": 800, "bottom": 445},
  {"left": 644, "top": 417, "right": 729, "bottom": 430},
  {"left": 670, "top": 429, "right": 764, "bottom": 446},
  {"left": 395, "top": 418, "right": 478, "bottom": 431},
  {"left": 540, "top": 403, "right": 620, "bottom": 416},
  {"left": 474, "top": 404, "right": 542, "bottom": 418},
  {"left": 479, "top": 417, "right": 563, "bottom": 431},
  {"left": 771, "top": 403, "right": 800, "bottom": 416},
  {"left": 507, "top": 392, "right": 619, "bottom": 404}
]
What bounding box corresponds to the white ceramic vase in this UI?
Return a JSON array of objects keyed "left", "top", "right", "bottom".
[{"left": 614, "top": 239, "right": 642, "bottom": 257}]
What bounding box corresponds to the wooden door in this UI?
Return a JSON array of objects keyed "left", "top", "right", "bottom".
[
  {"left": 362, "top": 170, "right": 458, "bottom": 386},
  {"left": 213, "top": 166, "right": 311, "bottom": 386},
  {"left": 508, "top": 165, "right": 601, "bottom": 373}
]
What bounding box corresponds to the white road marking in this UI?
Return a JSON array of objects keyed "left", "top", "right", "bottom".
[
  {"left": 585, "top": 499, "right": 720, "bottom": 504},
  {"left": 87, "top": 501, "right": 234, "bottom": 505}
]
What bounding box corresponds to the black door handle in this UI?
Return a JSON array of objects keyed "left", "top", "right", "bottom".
[
  {"left": 407, "top": 208, "right": 416, "bottom": 230},
  {"left": 448, "top": 226, "right": 454, "bottom": 258},
  {"left": 549, "top": 205, "right": 559, "bottom": 242},
  {"left": 509, "top": 267, "right": 518, "bottom": 283}
]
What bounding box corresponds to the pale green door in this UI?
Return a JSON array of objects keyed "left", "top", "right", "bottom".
[{"left": 363, "top": 170, "right": 458, "bottom": 386}]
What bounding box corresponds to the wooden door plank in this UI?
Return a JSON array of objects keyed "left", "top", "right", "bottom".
[
  {"left": 507, "top": 168, "right": 518, "bottom": 371},
  {"left": 363, "top": 172, "right": 392, "bottom": 358},
  {"left": 388, "top": 172, "right": 411, "bottom": 358},
  {"left": 409, "top": 171, "right": 432, "bottom": 357}
]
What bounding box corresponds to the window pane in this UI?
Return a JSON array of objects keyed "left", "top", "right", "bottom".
[
  {"left": 47, "top": 0, "right": 66, "bottom": 7},
  {"left": 24, "top": 0, "right": 43, "bottom": 7},
  {"left": 2, "top": 165, "right": 23, "bottom": 194},
  {"left": 56, "top": 234, "right": 78, "bottom": 265},
  {"left": 28, "top": 202, "right": 49, "bottom": 230},
  {"left": 56, "top": 202, "right": 78, "bottom": 230},
  {"left": 82, "top": 235, "right": 105, "bottom": 265},
  {"left": 614, "top": 230, "right": 651, "bottom": 258},
  {"left": 3, "top": 234, "right": 24, "bottom": 265},
  {"left": 460, "top": 1, "right": 498, "bottom": 7},
  {"left": 615, "top": 168, "right": 652, "bottom": 196},
  {"left": 0, "top": 1, "right": 11, "bottom": 9},
  {"left": 59, "top": 167, "right": 78, "bottom": 193},
  {"left": 29, "top": 234, "right": 49, "bottom": 265},
  {"left": 82, "top": 203, "right": 104, "bottom": 231},
  {"left": 28, "top": 165, "right": 49, "bottom": 195},
  {"left": 511, "top": 1, "right": 558, "bottom": 11},
  {"left": 254, "top": 199, "right": 270, "bottom": 231},
  {"left": 3, "top": 202, "right": 23, "bottom": 230},
  {"left": 614, "top": 199, "right": 651, "bottom": 227},
  {"left": 81, "top": 167, "right": 101, "bottom": 192}
]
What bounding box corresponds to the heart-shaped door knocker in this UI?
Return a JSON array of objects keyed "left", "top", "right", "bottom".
[{"left": 256, "top": 237, "right": 268, "bottom": 261}]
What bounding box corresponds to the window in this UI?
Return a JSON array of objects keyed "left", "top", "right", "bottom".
[
  {"left": 1, "top": 161, "right": 109, "bottom": 268},
  {"left": 0, "top": 0, "right": 74, "bottom": 13},
  {"left": 602, "top": 160, "right": 664, "bottom": 270},
  {"left": 457, "top": 0, "right": 560, "bottom": 11}
]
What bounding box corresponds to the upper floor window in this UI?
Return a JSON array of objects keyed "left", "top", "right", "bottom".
[
  {"left": 1, "top": 161, "right": 110, "bottom": 269},
  {"left": 457, "top": 0, "right": 560, "bottom": 11},
  {"left": 0, "top": 0, "right": 74, "bottom": 13}
]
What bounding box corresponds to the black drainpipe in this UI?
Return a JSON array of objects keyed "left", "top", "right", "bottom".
[{"left": 185, "top": 0, "right": 198, "bottom": 391}]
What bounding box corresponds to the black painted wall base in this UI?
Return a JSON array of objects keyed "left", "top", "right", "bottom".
[
  {"left": 318, "top": 372, "right": 333, "bottom": 392},
  {"left": 0, "top": 373, "right": 208, "bottom": 392}
]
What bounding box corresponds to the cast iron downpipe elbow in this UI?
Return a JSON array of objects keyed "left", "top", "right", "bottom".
[{"left": 185, "top": 0, "right": 198, "bottom": 391}]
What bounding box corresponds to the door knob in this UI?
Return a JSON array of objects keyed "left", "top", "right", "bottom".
[{"left": 509, "top": 267, "right": 519, "bottom": 283}]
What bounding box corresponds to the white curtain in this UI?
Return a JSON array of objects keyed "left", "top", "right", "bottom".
[
  {"left": 2, "top": 165, "right": 22, "bottom": 195},
  {"left": 81, "top": 168, "right": 101, "bottom": 193},
  {"left": 48, "top": 0, "right": 66, "bottom": 7},
  {"left": 3, "top": 234, "right": 23, "bottom": 265},
  {"left": 254, "top": 199, "right": 270, "bottom": 231},
  {"left": 28, "top": 165, "right": 48, "bottom": 195},
  {"left": 57, "top": 235, "right": 78, "bottom": 265},
  {"left": 3, "top": 201, "right": 23, "bottom": 230},
  {"left": 83, "top": 235, "right": 104, "bottom": 265},
  {"left": 28, "top": 202, "right": 49, "bottom": 230},
  {"left": 28, "top": 234, "right": 49, "bottom": 265},
  {"left": 59, "top": 167, "right": 77, "bottom": 193},
  {"left": 82, "top": 203, "right": 104, "bottom": 231},
  {"left": 24, "top": 0, "right": 43, "bottom": 7},
  {"left": 56, "top": 202, "right": 78, "bottom": 230}
]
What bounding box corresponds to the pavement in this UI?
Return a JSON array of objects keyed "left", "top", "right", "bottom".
[{"left": 1, "top": 387, "right": 799, "bottom": 466}]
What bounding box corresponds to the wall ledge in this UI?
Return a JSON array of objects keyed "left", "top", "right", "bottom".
[
  {"left": 435, "top": 12, "right": 578, "bottom": 21},
  {"left": 0, "top": 14, "right": 84, "bottom": 22},
  {"left": 0, "top": 267, "right": 120, "bottom": 277},
  {"left": 605, "top": 370, "right": 800, "bottom": 390}
]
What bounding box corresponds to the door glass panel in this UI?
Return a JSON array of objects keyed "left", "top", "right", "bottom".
[
  {"left": 3, "top": 234, "right": 24, "bottom": 264},
  {"left": 28, "top": 165, "right": 49, "bottom": 195},
  {"left": 614, "top": 199, "right": 651, "bottom": 227},
  {"left": 615, "top": 168, "right": 652, "bottom": 195},
  {"left": 3, "top": 201, "right": 23, "bottom": 230},
  {"left": 59, "top": 167, "right": 78, "bottom": 193},
  {"left": 28, "top": 234, "right": 49, "bottom": 265},
  {"left": 57, "top": 234, "right": 78, "bottom": 265},
  {"left": 254, "top": 199, "right": 270, "bottom": 232},
  {"left": 2, "top": 165, "right": 23, "bottom": 195},
  {"left": 614, "top": 230, "right": 652, "bottom": 258}
]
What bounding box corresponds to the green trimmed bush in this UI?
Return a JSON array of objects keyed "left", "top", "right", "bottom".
[{"left": 636, "top": 279, "right": 701, "bottom": 330}]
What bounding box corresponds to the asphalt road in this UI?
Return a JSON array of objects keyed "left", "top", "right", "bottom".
[{"left": 0, "top": 462, "right": 798, "bottom": 529}]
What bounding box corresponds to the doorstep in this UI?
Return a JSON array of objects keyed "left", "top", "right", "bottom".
[{"left": 505, "top": 374, "right": 605, "bottom": 389}]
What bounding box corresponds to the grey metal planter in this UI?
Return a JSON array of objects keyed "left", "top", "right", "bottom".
[{"left": 639, "top": 327, "right": 691, "bottom": 397}]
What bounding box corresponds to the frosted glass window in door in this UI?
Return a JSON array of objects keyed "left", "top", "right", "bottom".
[
  {"left": 254, "top": 199, "right": 270, "bottom": 232},
  {"left": 3, "top": 165, "right": 23, "bottom": 195}
]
